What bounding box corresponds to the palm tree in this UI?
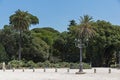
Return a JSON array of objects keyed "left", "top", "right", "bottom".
[
  {"left": 9, "top": 9, "right": 39, "bottom": 60},
  {"left": 78, "top": 15, "right": 95, "bottom": 40}
]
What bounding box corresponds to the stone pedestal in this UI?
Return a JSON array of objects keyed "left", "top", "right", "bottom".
[{"left": 76, "top": 71, "right": 85, "bottom": 74}]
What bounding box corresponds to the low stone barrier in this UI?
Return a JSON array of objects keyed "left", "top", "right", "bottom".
[{"left": 0, "top": 68, "right": 114, "bottom": 74}]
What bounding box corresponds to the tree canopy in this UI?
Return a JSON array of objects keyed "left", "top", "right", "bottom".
[{"left": 0, "top": 11, "right": 120, "bottom": 67}]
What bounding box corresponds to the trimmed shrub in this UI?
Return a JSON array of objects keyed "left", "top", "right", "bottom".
[
  {"left": 8, "top": 60, "right": 25, "bottom": 68},
  {"left": 37, "top": 61, "right": 52, "bottom": 68},
  {"left": 37, "top": 62, "right": 44, "bottom": 68},
  {"left": 70, "top": 62, "right": 91, "bottom": 69},
  {"left": 58, "top": 62, "right": 70, "bottom": 68},
  {"left": 110, "top": 64, "right": 119, "bottom": 68},
  {"left": 43, "top": 61, "right": 51, "bottom": 68},
  {"left": 70, "top": 63, "right": 79, "bottom": 69},
  {"left": 110, "top": 64, "right": 116, "bottom": 68},
  {"left": 8, "top": 60, "right": 91, "bottom": 69},
  {"left": 51, "top": 63, "right": 60, "bottom": 68},
  {"left": 26, "top": 60, "right": 37, "bottom": 68},
  {"left": 83, "top": 63, "right": 91, "bottom": 69}
]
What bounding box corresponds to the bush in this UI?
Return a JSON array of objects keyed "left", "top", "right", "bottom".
[
  {"left": 8, "top": 60, "right": 38, "bottom": 68},
  {"left": 70, "top": 62, "right": 91, "bottom": 69},
  {"left": 37, "top": 61, "right": 91, "bottom": 69},
  {"left": 110, "top": 64, "right": 120, "bottom": 68},
  {"left": 70, "top": 63, "right": 79, "bottom": 69},
  {"left": 51, "top": 63, "right": 60, "bottom": 68},
  {"left": 58, "top": 62, "right": 70, "bottom": 68},
  {"left": 37, "top": 61, "right": 51, "bottom": 68},
  {"left": 43, "top": 61, "right": 51, "bottom": 68},
  {"left": 110, "top": 64, "right": 116, "bottom": 68},
  {"left": 37, "top": 62, "right": 44, "bottom": 68},
  {"left": 83, "top": 63, "right": 91, "bottom": 69},
  {"left": 8, "top": 60, "right": 25, "bottom": 68},
  {"left": 8, "top": 60, "right": 91, "bottom": 69},
  {"left": 26, "top": 60, "right": 37, "bottom": 68}
]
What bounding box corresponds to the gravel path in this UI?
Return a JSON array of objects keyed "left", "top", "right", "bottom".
[{"left": 0, "top": 68, "right": 120, "bottom": 80}]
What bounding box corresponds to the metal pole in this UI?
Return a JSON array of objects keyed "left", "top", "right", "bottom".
[
  {"left": 79, "top": 45, "right": 83, "bottom": 72},
  {"left": 75, "top": 39, "right": 85, "bottom": 74}
]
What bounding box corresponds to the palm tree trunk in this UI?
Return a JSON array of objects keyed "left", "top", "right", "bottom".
[{"left": 18, "top": 31, "right": 22, "bottom": 60}]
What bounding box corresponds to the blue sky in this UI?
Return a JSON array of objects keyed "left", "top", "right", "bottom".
[{"left": 0, "top": 0, "right": 120, "bottom": 32}]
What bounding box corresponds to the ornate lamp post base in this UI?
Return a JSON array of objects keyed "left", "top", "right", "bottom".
[{"left": 76, "top": 71, "right": 86, "bottom": 74}]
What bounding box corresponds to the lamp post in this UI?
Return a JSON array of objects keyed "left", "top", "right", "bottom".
[{"left": 75, "top": 38, "right": 87, "bottom": 74}]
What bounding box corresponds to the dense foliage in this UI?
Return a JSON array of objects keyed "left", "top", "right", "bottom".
[{"left": 0, "top": 10, "right": 120, "bottom": 67}]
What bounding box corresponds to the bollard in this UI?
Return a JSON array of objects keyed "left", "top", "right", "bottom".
[
  {"left": 67, "top": 68, "right": 70, "bottom": 73},
  {"left": 13, "top": 68, "right": 15, "bottom": 72},
  {"left": 3, "top": 68, "right": 5, "bottom": 72},
  {"left": 109, "top": 68, "right": 111, "bottom": 73},
  {"left": 22, "top": 68, "right": 25, "bottom": 72},
  {"left": 2, "top": 62, "right": 6, "bottom": 72},
  {"left": 55, "top": 68, "right": 57, "bottom": 72},
  {"left": 44, "top": 68, "right": 46, "bottom": 72},
  {"left": 33, "top": 68, "right": 35, "bottom": 72},
  {"left": 94, "top": 69, "right": 96, "bottom": 73},
  {"left": 8, "top": 63, "right": 12, "bottom": 69}
]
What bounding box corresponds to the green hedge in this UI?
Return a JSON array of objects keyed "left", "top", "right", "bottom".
[
  {"left": 69, "top": 62, "right": 91, "bottom": 69},
  {"left": 110, "top": 64, "right": 119, "bottom": 68},
  {"left": 8, "top": 60, "right": 25, "bottom": 68},
  {"left": 7, "top": 60, "right": 91, "bottom": 69}
]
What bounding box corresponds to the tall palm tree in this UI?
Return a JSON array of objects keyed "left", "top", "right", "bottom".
[
  {"left": 78, "top": 15, "right": 95, "bottom": 40},
  {"left": 9, "top": 9, "right": 39, "bottom": 60}
]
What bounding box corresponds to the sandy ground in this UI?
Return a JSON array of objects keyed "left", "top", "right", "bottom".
[{"left": 0, "top": 68, "right": 120, "bottom": 80}]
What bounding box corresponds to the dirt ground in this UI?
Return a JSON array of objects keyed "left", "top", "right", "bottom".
[{"left": 0, "top": 68, "right": 120, "bottom": 80}]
